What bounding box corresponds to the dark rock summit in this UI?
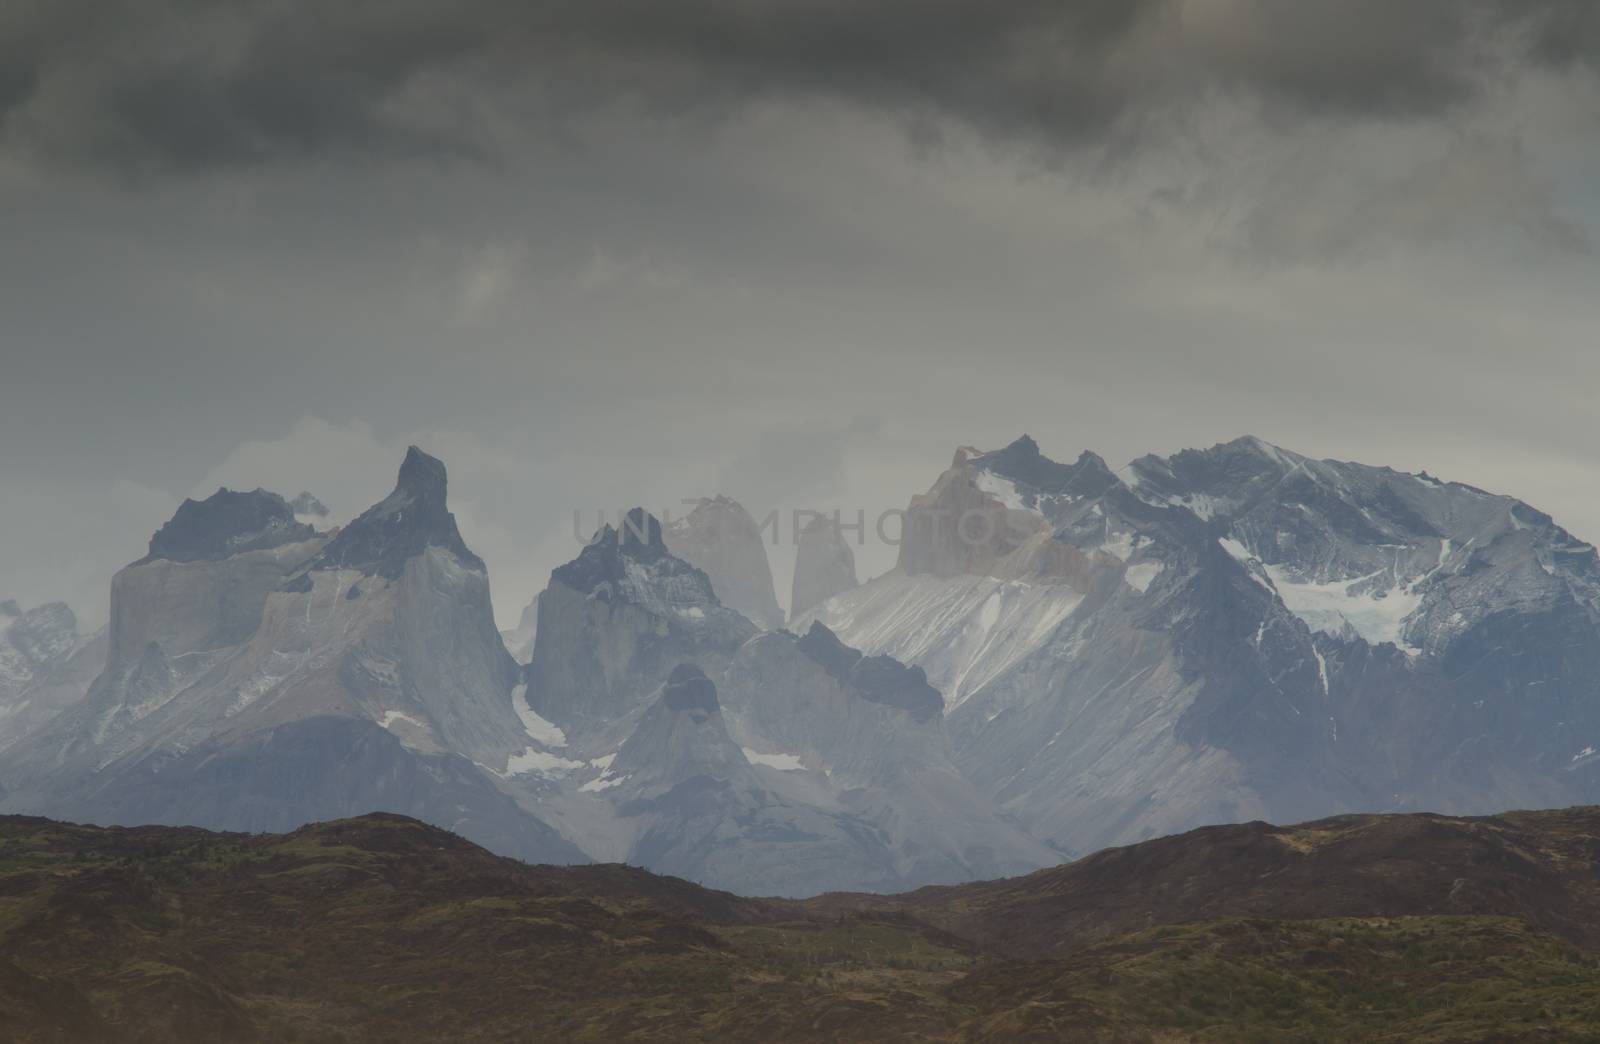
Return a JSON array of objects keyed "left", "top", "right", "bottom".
[
  {"left": 796, "top": 622, "right": 943, "bottom": 722},
  {"left": 550, "top": 508, "right": 677, "bottom": 595},
  {"left": 972, "top": 435, "right": 1120, "bottom": 500},
  {"left": 661, "top": 664, "right": 720, "bottom": 715},
  {"left": 308, "top": 446, "right": 482, "bottom": 578},
  {"left": 143, "top": 488, "right": 314, "bottom": 564}
]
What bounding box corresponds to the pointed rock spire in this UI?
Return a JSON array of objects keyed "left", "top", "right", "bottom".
[{"left": 308, "top": 446, "right": 482, "bottom": 578}]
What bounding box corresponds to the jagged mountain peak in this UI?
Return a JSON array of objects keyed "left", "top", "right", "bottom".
[
  {"left": 306, "top": 446, "right": 482, "bottom": 579},
  {"left": 970, "top": 436, "right": 1119, "bottom": 499},
  {"left": 548, "top": 508, "right": 694, "bottom": 599},
  {"left": 142, "top": 487, "right": 314, "bottom": 564}
]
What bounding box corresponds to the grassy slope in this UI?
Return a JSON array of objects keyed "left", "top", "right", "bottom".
[{"left": 3, "top": 811, "right": 1600, "bottom": 1042}]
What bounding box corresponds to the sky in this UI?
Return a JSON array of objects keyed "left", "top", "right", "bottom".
[{"left": 2, "top": 0, "right": 1598, "bottom": 628}]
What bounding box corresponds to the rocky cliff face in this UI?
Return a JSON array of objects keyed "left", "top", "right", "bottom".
[
  {"left": 789, "top": 514, "right": 858, "bottom": 619},
  {"left": 799, "top": 434, "right": 1600, "bottom": 857},
  {"left": 664, "top": 496, "right": 783, "bottom": 628},
  {"left": 0, "top": 449, "right": 582, "bottom": 866}
]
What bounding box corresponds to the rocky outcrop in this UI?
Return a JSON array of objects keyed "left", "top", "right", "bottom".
[
  {"left": 789, "top": 514, "right": 857, "bottom": 619},
  {"left": 793, "top": 622, "right": 942, "bottom": 722},
  {"left": 664, "top": 496, "right": 783, "bottom": 628}
]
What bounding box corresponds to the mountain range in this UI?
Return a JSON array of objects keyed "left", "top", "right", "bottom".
[{"left": 4, "top": 434, "right": 1600, "bottom": 896}]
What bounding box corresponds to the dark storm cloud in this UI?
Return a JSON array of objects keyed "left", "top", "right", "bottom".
[{"left": 3, "top": 0, "right": 1597, "bottom": 176}]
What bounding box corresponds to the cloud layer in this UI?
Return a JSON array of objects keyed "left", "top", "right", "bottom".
[
  {"left": 1, "top": 1, "right": 1598, "bottom": 626},
  {"left": 3, "top": 0, "right": 1596, "bottom": 175}
]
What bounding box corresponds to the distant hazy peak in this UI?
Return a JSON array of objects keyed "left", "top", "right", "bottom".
[
  {"left": 290, "top": 492, "right": 331, "bottom": 519},
  {"left": 664, "top": 495, "right": 783, "bottom": 629},
  {"left": 790, "top": 514, "right": 858, "bottom": 619}
]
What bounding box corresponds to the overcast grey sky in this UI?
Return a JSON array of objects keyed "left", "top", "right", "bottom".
[{"left": 2, "top": 0, "right": 1598, "bottom": 627}]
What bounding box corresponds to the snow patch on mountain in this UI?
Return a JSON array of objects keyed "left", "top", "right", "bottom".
[
  {"left": 503, "top": 746, "right": 585, "bottom": 778},
  {"left": 1262, "top": 566, "right": 1423, "bottom": 652},
  {"left": 802, "top": 572, "right": 1084, "bottom": 710},
  {"left": 742, "top": 747, "right": 807, "bottom": 771},
  {"left": 1124, "top": 562, "right": 1163, "bottom": 593},
  {"left": 974, "top": 471, "right": 1029, "bottom": 512},
  {"left": 510, "top": 683, "right": 567, "bottom": 747},
  {"left": 378, "top": 710, "right": 428, "bottom": 732},
  {"left": 1100, "top": 531, "right": 1141, "bottom": 562}
]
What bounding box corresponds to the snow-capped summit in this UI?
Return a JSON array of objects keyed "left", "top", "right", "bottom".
[{"left": 1126, "top": 436, "right": 1600, "bottom": 656}]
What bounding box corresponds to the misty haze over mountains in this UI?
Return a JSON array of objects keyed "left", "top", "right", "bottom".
[{"left": 5, "top": 432, "right": 1599, "bottom": 895}]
